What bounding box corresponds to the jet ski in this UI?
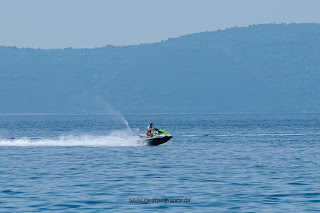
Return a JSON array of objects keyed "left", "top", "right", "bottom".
[{"left": 138, "top": 128, "right": 173, "bottom": 146}]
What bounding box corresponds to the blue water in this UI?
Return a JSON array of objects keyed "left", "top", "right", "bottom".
[{"left": 1, "top": 113, "right": 320, "bottom": 212}]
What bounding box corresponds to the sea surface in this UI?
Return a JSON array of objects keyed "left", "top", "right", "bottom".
[{"left": 1, "top": 113, "right": 320, "bottom": 212}]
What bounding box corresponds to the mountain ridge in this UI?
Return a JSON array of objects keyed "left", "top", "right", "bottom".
[{"left": 0, "top": 23, "right": 319, "bottom": 113}]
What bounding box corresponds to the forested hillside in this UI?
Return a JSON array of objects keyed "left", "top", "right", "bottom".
[{"left": 0, "top": 23, "right": 319, "bottom": 113}]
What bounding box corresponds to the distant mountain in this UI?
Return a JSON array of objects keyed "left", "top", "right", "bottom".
[{"left": 0, "top": 23, "right": 320, "bottom": 114}]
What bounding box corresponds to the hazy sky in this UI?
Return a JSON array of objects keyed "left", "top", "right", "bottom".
[{"left": 0, "top": 0, "right": 319, "bottom": 48}]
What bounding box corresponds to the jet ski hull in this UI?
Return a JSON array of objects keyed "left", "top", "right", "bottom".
[{"left": 138, "top": 135, "right": 173, "bottom": 146}]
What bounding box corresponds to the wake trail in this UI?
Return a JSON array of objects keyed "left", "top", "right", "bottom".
[
  {"left": 180, "top": 133, "right": 320, "bottom": 137},
  {"left": 0, "top": 130, "right": 146, "bottom": 147}
]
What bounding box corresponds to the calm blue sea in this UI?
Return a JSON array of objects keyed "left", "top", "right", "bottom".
[{"left": 1, "top": 113, "right": 320, "bottom": 212}]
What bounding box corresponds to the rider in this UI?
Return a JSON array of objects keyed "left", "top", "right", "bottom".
[{"left": 146, "top": 122, "right": 155, "bottom": 137}]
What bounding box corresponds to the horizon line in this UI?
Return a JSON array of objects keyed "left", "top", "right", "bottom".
[{"left": 0, "top": 22, "right": 318, "bottom": 50}]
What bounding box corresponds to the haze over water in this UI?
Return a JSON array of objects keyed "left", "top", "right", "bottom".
[{"left": 1, "top": 113, "right": 320, "bottom": 212}]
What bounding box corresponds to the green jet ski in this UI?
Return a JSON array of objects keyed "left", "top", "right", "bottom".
[{"left": 138, "top": 128, "right": 173, "bottom": 146}]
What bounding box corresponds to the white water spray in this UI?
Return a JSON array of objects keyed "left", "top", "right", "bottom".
[
  {"left": 0, "top": 110, "right": 143, "bottom": 146},
  {"left": 112, "top": 111, "right": 132, "bottom": 135},
  {"left": 0, "top": 131, "right": 145, "bottom": 146}
]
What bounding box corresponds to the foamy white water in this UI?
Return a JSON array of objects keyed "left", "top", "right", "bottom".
[{"left": 0, "top": 130, "right": 145, "bottom": 146}]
